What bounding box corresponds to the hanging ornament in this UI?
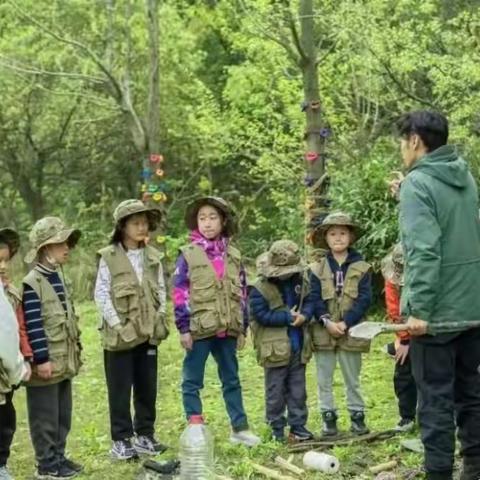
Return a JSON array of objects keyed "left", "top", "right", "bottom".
[
  {"left": 141, "top": 184, "right": 147, "bottom": 192},
  {"left": 153, "top": 192, "right": 167, "bottom": 203},
  {"left": 150, "top": 154, "right": 164, "bottom": 164},
  {"left": 148, "top": 184, "right": 158, "bottom": 193},
  {"left": 305, "top": 151, "right": 319, "bottom": 163},
  {"left": 304, "top": 175, "right": 315, "bottom": 187},
  {"left": 141, "top": 168, "right": 152, "bottom": 179},
  {"left": 156, "top": 235, "right": 166, "bottom": 244},
  {"left": 155, "top": 168, "right": 164, "bottom": 178},
  {"left": 320, "top": 127, "right": 332, "bottom": 138},
  {"left": 310, "top": 100, "right": 321, "bottom": 110}
]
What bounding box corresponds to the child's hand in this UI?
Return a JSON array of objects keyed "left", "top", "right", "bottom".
[
  {"left": 291, "top": 313, "right": 306, "bottom": 328},
  {"left": 236, "top": 333, "right": 246, "bottom": 350},
  {"left": 325, "top": 320, "right": 344, "bottom": 338},
  {"left": 180, "top": 333, "right": 193, "bottom": 351},
  {"left": 337, "top": 321, "right": 347, "bottom": 334},
  {"left": 22, "top": 362, "right": 32, "bottom": 382},
  {"left": 36, "top": 361, "right": 53, "bottom": 380}
]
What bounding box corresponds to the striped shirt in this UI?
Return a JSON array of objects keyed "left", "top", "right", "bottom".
[{"left": 22, "top": 264, "right": 68, "bottom": 365}]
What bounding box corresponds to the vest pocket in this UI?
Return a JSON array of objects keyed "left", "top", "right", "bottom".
[
  {"left": 260, "top": 341, "right": 291, "bottom": 365},
  {"left": 311, "top": 324, "right": 335, "bottom": 350},
  {"left": 191, "top": 280, "right": 216, "bottom": 303},
  {"left": 113, "top": 283, "right": 137, "bottom": 314},
  {"left": 191, "top": 308, "right": 218, "bottom": 336}
]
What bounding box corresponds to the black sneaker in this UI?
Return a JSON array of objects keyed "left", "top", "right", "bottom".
[
  {"left": 394, "top": 417, "right": 415, "bottom": 432},
  {"left": 289, "top": 425, "right": 314, "bottom": 442},
  {"left": 350, "top": 411, "right": 370, "bottom": 435},
  {"left": 133, "top": 435, "right": 168, "bottom": 455},
  {"left": 271, "top": 428, "right": 286, "bottom": 443},
  {"left": 111, "top": 439, "right": 139, "bottom": 461},
  {"left": 59, "top": 457, "right": 83, "bottom": 473},
  {"left": 36, "top": 463, "right": 77, "bottom": 479},
  {"left": 321, "top": 410, "right": 338, "bottom": 436}
]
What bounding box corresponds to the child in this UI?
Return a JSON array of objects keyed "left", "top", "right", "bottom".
[
  {"left": 94, "top": 199, "right": 168, "bottom": 460},
  {"left": 249, "top": 240, "right": 316, "bottom": 443},
  {"left": 0, "top": 228, "right": 31, "bottom": 480},
  {"left": 172, "top": 196, "right": 260, "bottom": 447},
  {"left": 22, "top": 217, "right": 83, "bottom": 479},
  {"left": 309, "top": 212, "right": 372, "bottom": 436},
  {"left": 381, "top": 242, "right": 417, "bottom": 432}
]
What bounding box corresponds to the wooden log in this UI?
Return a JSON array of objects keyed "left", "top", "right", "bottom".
[
  {"left": 369, "top": 460, "right": 398, "bottom": 474},
  {"left": 251, "top": 462, "right": 298, "bottom": 480},
  {"left": 274, "top": 456, "right": 305, "bottom": 476}
]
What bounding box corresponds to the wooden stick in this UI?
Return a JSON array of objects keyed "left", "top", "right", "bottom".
[
  {"left": 274, "top": 456, "right": 305, "bottom": 475},
  {"left": 251, "top": 462, "right": 298, "bottom": 480},
  {"left": 287, "top": 455, "right": 294, "bottom": 463},
  {"left": 369, "top": 460, "right": 398, "bottom": 474},
  {"left": 216, "top": 475, "right": 235, "bottom": 480}
]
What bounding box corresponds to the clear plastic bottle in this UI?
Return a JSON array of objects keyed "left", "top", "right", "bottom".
[{"left": 179, "top": 415, "right": 214, "bottom": 480}]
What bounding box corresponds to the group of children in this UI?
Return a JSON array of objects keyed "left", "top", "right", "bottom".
[{"left": 0, "top": 195, "right": 413, "bottom": 480}]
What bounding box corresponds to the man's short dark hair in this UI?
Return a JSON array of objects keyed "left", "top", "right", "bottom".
[{"left": 396, "top": 110, "right": 449, "bottom": 152}]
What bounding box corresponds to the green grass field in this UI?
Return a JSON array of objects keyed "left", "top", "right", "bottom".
[{"left": 9, "top": 303, "right": 426, "bottom": 479}]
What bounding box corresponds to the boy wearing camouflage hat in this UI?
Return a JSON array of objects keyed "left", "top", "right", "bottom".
[
  {"left": 381, "top": 243, "right": 417, "bottom": 432},
  {"left": 309, "top": 212, "right": 372, "bottom": 437},
  {"left": 249, "top": 240, "right": 316, "bottom": 443},
  {"left": 94, "top": 199, "right": 168, "bottom": 460},
  {"left": 22, "top": 217, "right": 83, "bottom": 479},
  {"left": 0, "top": 228, "right": 32, "bottom": 480}
]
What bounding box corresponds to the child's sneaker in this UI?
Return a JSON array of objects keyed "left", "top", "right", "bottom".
[
  {"left": 271, "top": 428, "right": 286, "bottom": 443},
  {"left": 394, "top": 418, "right": 415, "bottom": 432},
  {"left": 60, "top": 458, "right": 83, "bottom": 474},
  {"left": 229, "top": 429, "right": 261, "bottom": 447},
  {"left": 35, "top": 463, "right": 77, "bottom": 479},
  {"left": 350, "top": 411, "right": 370, "bottom": 435},
  {"left": 0, "top": 466, "right": 13, "bottom": 480},
  {"left": 289, "top": 425, "right": 314, "bottom": 442},
  {"left": 133, "top": 435, "right": 168, "bottom": 455},
  {"left": 111, "top": 439, "right": 139, "bottom": 461},
  {"left": 321, "top": 410, "right": 338, "bottom": 437}
]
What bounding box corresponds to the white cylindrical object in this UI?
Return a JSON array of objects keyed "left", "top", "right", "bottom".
[{"left": 302, "top": 451, "right": 340, "bottom": 474}]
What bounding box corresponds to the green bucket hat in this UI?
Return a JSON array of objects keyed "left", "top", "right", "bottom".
[
  {"left": 0, "top": 228, "right": 20, "bottom": 258},
  {"left": 256, "top": 240, "right": 305, "bottom": 278},
  {"left": 111, "top": 199, "right": 162, "bottom": 242},
  {"left": 185, "top": 196, "right": 237, "bottom": 237},
  {"left": 312, "top": 211, "right": 363, "bottom": 249},
  {"left": 381, "top": 242, "right": 404, "bottom": 286},
  {"left": 25, "top": 217, "right": 81, "bottom": 264}
]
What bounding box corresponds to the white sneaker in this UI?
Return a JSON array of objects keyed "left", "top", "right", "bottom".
[
  {"left": 0, "top": 466, "right": 13, "bottom": 480},
  {"left": 229, "top": 429, "right": 261, "bottom": 447}
]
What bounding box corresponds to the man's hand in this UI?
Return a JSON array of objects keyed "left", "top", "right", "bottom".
[
  {"left": 36, "top": 361, "right": 53, "bottom": 380},
  {"left": 237, "top": 333, "right": 246, "bottom": 350},
  {"left": 406, "top": 316, "right": 428, "bottom": 336},
  {"left": 180, "top": 332, "right": 193, "bottom": 351},
  {"left": 395, "top": 343, "right": 410, "bottom": 365},
  {"left": 325, "top": 319, "right": 345, "bottom": 338},
  {"left": 388, "top": 171, "right": 405, "bottom": 200},
  {"left": 291, "top": 310, "right": 306, "bottom": 328}
]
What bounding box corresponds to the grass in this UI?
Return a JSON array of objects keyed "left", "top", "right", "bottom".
[{"left": 9, "top": 303, "right": 425, "bottom": 479}]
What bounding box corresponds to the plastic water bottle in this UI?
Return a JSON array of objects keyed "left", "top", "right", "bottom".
[{"left": 179, "top": 415, "right": 214, "bottom": 480}]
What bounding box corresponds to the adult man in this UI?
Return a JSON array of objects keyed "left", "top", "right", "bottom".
[{"left": 397, "top": 110, "right": 480, "bottom": 480}]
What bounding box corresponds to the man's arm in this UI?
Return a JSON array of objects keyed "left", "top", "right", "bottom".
[{"left": 400, "top": 175, "right": 442, "bottom": 322}]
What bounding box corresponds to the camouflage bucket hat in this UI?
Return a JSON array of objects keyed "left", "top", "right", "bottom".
[
  {"left": 185, "top": 196, "right": 238, "bottom": 237},
  {"left": 111, "top": 199, "right": 162, "bottom": 242},
  {"left": 24, "top": 217, "right": 81, "bottom": 264},
  {"left": 0, "top": 228, "right": 20, "bottom": 258},
  {"left": 257, "top": 240, "right": 305, "bottom": 278},
  {"left": 312, "top": 211, "right": 363, "bottom": 249},
  {"left": 381, "top": 242, "right": 404, "bottom": 286}
]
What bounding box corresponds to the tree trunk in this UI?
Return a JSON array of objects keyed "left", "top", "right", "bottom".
[{"left": 299, "top": 0, "right": 330, "bottom": 247}]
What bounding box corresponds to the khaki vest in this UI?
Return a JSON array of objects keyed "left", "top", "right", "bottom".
[
  {"left": 250, "top": 277, "right": 312, "bottom": 368},
  {"left": 0, "top": 286, "right": 22, "bottom": 402},
  {"left": 97, "top": 244, "right": 168, "bottom": 351},
  {"left": 181, "top": 243, "right": 243, "bottom": 341},
  {"left": 310, "top": 257, "right": 371, "bottom": 353},
  {"left": 23, "top": 269, "right": 82, "bottom": 386}
]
